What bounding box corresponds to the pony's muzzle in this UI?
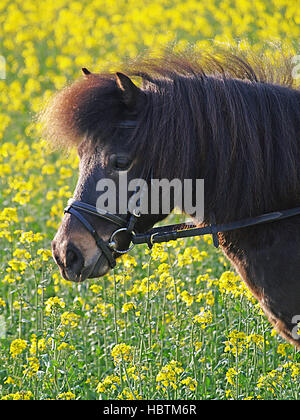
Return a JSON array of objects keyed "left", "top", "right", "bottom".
[
  {"left": 65, "top": 244, "right": 84, "bottom": 274},
  {"left": 52, "top": 240, "right": 84, "bottom": 282}
]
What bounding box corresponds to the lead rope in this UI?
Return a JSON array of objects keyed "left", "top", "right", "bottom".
[{"left": 132, "top": 206, "right": 300, "bottom": 248}]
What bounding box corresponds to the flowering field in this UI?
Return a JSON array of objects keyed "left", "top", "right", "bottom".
[{"left": 0, "top": 0, "right": 300, "bottom": 400}]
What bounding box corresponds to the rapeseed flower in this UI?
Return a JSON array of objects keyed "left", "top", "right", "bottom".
[
  {"left": 60, "top": 311, "right": 80, "bottom": 328},
  {"left": 118, "top": 388, "right": 142, "bottom": 400},
  {"left": 156, "top": 360, "right": 184, "bottom": 391},
  {"left": 23, "top": 357, "right": 40, "bottom": 378},
  {"left": 224, "top": 330, "right": 248, "bottom": 356},
  {"left": 10, "top": 339, "right": 27, "bottom": 358},
  {"left": 93, "top": 301, "right": 113, "bottom": 317},
  {"left": 29, "top": 334, "right": 46, "bottom": 355},
  {"left": 1, "top": 391, "right": 33, "bottom": 400},
  {"left": 180, "top": 376, "right": 197, "bottom": 391},
  {"left": 57, "top": 392, "right": 76, "bottom": 400},
  {"left": 121, "top": 302, "right": 136, "bottom": 313},
  {"left": 96, "top": 374, "right": 121, "bottom": 393},
  {"left": 111, "top": 343, "right": 133, "bottom": 365},
  {"left": 226, "top": 368, "right": 239, "bottom": 386},
  {"left": 44, "top": 297, "right": 65, "bottom": 316},
  {"left": 193, "top": 308, "right": 213, "bottom": 329}
]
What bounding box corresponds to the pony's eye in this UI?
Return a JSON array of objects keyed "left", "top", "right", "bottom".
[{"left": 110, "top": 154, "right": 132, "bottom": 171}]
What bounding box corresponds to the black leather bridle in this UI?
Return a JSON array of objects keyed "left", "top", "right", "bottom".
[
  {"left": 64, "top": 120, "right": 300, "bottom": 270},
  {"left": 64, "top": 199, "right": 141, "bottom": 268},
  {"left": 64, "top": 120, "right": 144, "bottom": 268}
]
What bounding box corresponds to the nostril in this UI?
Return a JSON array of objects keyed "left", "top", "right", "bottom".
[
  {"left": 65, "top": 245, "right": 84, "bottom": 275},
  {"left": 66, "top": 249, "right": 77, "bottom": 266}
]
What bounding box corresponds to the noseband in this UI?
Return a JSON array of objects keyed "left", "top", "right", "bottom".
[{"left": 64, "top": 200, "right": 140, "bottom": 268}]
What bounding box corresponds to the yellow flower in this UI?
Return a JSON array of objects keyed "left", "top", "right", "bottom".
[
  {"left": 225, "top": 389, "right": 233, "bottom": 398},
  {"left": 111, "top": 343, "right": 133, "bottom": 365},
  {"left": 1, "top": 391, "right": 33, "bottom": 400},
  {"left": 156, "top": 263, "right": 170, "bottom": 275},
  {"left": 194, "top": 341, "right": 203, "bottom": 351},
  {"left": 60, "top": 311, "right": 80, "bottom": 328},
  {"left": 180, "top": 290, "right": 194, "bottom": 306},
  {"left": 193, "top": 308, "right": 213, "bottom": 329},
  {"left": 224, "top": 330, "right": 248, "bottom": 356},
  {"left": 59, "top": 166, "right": 73, "bottom": 179},
  {"left": 118, "top": 388, "right": 142, "bottom": 400},
  {"left": 277, "top": 343, "right": 290, "bottom": 357},
  {"left": 44, "top": 296, "right": 65, "bottom": 316},
  {"left": 180, "top": 376, "right": 197, "bottom": 392},
  {"left": 4, "top": 377, "right": 15, "bottom": 385},
  {"left": 122, "top": 366, "right": 146, "bottom": 381},
  {"left": 57, "top": 392, "right": 76, "bottom": 400},
  {"left": 226, "top": 368, "right": 239, "bottom": 385},
  {"left": 257, "top": 364, "right": 291, "bottom": 396},
  {"left": 93, "top": 301, "right": 113, "bottom": 317},
  {"left": 7, "top": 259, "right": 28, "bottom": 273},
  {"left": 219, "top": 271, "right": 239, "bottom": 294},
  {"left": 89, "top": 284, "right": 103, "bottom": 294},
  {"left": 12, "top": 190, "right": 30, "bottom": 205},
  {"left": 0, "top": 0, "right": 299, "bottom": 402},
  {"left": 13, "top": 248, "right": 31, "bottom": 260},
  {"left": 178, "top": 246, "right": 203, "bottom": 266},
  {"left": 121, "top": 254, "right": 137, "bottom": 269},
  {"left": 156, "top": 360, "right": 184, "bottom": 391},
  {"left": 57, "top": 342, "right": 75, "bottom": 352},
  {"left": 10, "top": 338, "right": 27, "bottom": 358},
  {"left": 2, "top": 274, "right": 17, "bottom": 284},
  {"left": 196, "top": 290, "right": 215, "bottom": 306},
  {"left": 37, "top": 248, "right": 52, "bottom": 261},
  {"left": 246, "top": 333, "right": 266, "bottom": 350},
  {"left": 290, "top": 363, "right": 300, "bottom": 378},
  {"left": 23, "top": 357, "right": 40, "bottom": 378},
  {"left": 122, "top": 302, "right": 136, "bottom": 313},
  {"left": 29, "top": 335, "right": 46, "bottom": 355},
  {"left": 19, "top": 230, "right": 44, "bottom": 244},
  {"left": 96, "top": 374, "right": 120, "bottom": 394},
  {"left": 148, "top": 244, "right": 168, "bottom": 262},
  {"left": 0, "top": 207, "right": 18, "bottom": 224},
  {"left": 219, "top": 271, "right": 256, "bottom": 303}
]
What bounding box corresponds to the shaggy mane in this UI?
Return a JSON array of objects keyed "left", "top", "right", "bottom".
[
  {"left": 40, "top": 45, "right": 300, "bottom": 223},
  {"left": 40, "top": 45, "right": 297, "bottom": 149}
]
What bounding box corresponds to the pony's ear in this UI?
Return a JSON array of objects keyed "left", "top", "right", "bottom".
[
  {"left": 82, "top": 67, "right": 91, "bottom": 77},
  {"left": 116, "top": 72, "right": 145, "bottom": 108}
]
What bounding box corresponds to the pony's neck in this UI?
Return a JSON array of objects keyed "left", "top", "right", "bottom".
[
  {"left": 187, "top": 77, "right": 300, "bottom": 225},
  {"left": 144, "top": 74, "right": 300, "bottom": 225}
]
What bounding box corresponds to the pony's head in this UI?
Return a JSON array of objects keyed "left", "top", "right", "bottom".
[
  {"left": 43, "top": 69, "right": 171, "bottom": 282},
  {"left": 42, "top": 48, "right": 299, "bottom": 282}
]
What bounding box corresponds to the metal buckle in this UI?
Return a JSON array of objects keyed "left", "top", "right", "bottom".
[
  {"left": 109, "top": 228, "right": 136, "bottom": 254},
  {"left": 132, "top": 208, "right": 141, "bottom": 218}
]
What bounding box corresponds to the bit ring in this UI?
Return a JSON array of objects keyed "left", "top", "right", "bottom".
[{"left": 109, "top": 228, "right": 136, "bottom": 254}]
